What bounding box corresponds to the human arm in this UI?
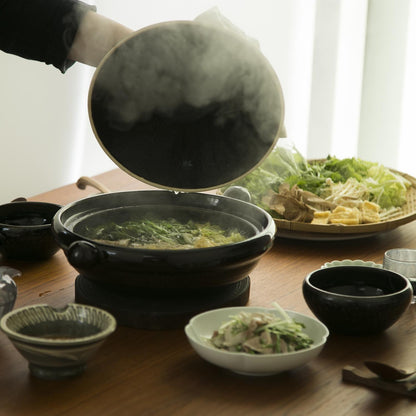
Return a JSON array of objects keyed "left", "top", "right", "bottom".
[
  {"left": 0, "top": 0, "right": 133, "bottom": 72},
  {"left": 67, "top": 10, "right": 133, "bottom": 67}
]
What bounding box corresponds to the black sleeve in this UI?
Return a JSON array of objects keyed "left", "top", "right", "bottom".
[{"left": 0, "top": 0, "right": 96, "bottom": 73}]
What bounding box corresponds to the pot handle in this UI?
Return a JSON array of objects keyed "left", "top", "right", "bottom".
[
  {"left": 67, "top": 241, "right": 101, "bottom": 268},
  {"left": 76, "top": 176, "right": 111, "bottom": 194}
]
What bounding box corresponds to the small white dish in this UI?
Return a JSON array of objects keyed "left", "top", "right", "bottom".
[
  {"left": 185, "top": 306, "right": 329, "bottom": 376},
  {"left": 321, "top": 259, "right": 382, "bottom": 269}
]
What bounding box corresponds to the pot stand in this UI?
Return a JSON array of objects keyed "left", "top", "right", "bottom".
[{"left": 74, "top": 275, "right": 250, "bottom": 330}]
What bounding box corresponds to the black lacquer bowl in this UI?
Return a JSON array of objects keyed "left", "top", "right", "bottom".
[
  {"left": 0, "top": 201, "right": 61, "bottom": 261},
  {"left": 303, "top": 266, "right": 412, "bottom": 335},
  {"left": 52, "top": 190, "right": 276, "bottom": 290}
]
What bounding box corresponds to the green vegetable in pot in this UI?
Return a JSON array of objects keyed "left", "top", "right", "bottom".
[{"left": 83, "top": 217, "right": 245, "bottom": 250}]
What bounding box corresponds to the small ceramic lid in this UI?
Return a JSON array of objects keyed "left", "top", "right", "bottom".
[{"left": 88, "top": 21, "right": 285, "bottom": 191}]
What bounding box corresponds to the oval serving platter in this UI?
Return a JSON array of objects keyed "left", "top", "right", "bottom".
[{"left": 275, "top": 169, "right": 416, "bottom": 241}]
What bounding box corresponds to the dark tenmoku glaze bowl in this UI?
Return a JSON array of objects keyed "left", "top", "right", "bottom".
[
  {"left": 303, "top": 266, "right": 412, "bottom": 335},
  {"left": 52, "top": 190, "right": 276, "bottom": 290},
  {"left": 0, "top": 201, "right": 61, "bottom": 261}
]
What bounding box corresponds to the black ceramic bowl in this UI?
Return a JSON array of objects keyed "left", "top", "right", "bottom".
[
  {"left": 0, "top": 202, "right": 61, "bottom": 261},
  {"left": 302, "top": 266, "right": 412, "bottom": 335},
  {"left": 52, "top": 190, "right": 276, "bottom": 290}
]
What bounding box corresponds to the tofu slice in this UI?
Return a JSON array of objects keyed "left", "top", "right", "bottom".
[
  {"left": 328, "top": 206, "right": 361, "bottom": 225},
  {"left": 360, "top": 201, "right": 381, "bottom": 224},
  {"left": 311, "top": 211, "right": 330, "bottom": 224}
]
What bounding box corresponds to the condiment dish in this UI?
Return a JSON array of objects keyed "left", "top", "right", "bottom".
[
  {"left": 303, "top": 266, "right": 412, "bottom": 335},
  {"left": 185, "top": 306, "right": 329, "bottom": 376},
  {"left": 0, "top": 303, "right": 116, "bottom": 380}
]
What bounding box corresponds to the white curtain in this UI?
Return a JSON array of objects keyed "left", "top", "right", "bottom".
[{"left": 0, "top": 0, "right": 415, "bottom": 204}]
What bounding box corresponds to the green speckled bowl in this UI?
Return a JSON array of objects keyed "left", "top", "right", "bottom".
[{"left": 0, "top": 303, "right": 116, "bottom": 380}]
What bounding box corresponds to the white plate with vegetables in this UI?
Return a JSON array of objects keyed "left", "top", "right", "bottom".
[
  {"left": 185, "top": 305, "right": 329, "bottom": 376},
  {"left": 221, "top": 139, "right": 416, "bottom": 240}
]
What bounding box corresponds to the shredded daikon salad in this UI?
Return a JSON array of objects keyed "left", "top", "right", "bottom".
[{"left": 209, "top": 303, "right": 313, "bottom": 355}]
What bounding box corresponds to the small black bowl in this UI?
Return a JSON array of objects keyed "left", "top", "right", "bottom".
[
  {"left": 302, "top": 266, "right": 412, "bottom": 335},
  {"left": 0, "top": 201, "right": 61, "bottom": 261}
]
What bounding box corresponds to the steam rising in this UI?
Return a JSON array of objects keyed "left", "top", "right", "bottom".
[
  {"left": 94, "top": 10, "right": 283, "bottom": 143},
  {"left": 90, "top": 9, "right": 284, "bottom": 190}
]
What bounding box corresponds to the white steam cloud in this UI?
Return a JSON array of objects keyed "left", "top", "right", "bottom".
[{"left": 93, "top": 8, "right": 283, "bottom": 145}]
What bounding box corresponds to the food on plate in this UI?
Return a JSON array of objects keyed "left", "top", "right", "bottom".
[
  {"left": 361, "top": 201, "right": 381, "bottom": 223},
  {"left": 311, "top": 211, "right": 331, "bottom": 225},
  {"left": 263, "top": 183, "right": 336, "bottom": 223},
  {"left": 325, "top": 206, "right": 361, "bottom": 225},
  {"left": 312, "top": 201, "right": 381, "bottom": 225},
  {"left": 82, "top": 217, "right": 245, "bottom": 249},
  {"left": 221, "top": 139, "right": 411, "bottom": 225},
  {"left": 209, "top": 304, "right": 314, "bottom": 354}
]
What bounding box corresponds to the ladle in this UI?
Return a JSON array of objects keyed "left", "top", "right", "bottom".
[{"left": 364, "top": 361, "right": 416, "bottom": 381}]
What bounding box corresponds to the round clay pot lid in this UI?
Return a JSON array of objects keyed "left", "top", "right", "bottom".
[{"left": 88, "top": 21, "right": 285, "bottom": 191}]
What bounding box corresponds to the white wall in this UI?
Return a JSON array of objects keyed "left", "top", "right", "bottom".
[{"left": 0, "top": 39, "right": 113, "bottom": 204}]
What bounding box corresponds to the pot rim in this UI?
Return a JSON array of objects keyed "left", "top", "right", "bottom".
[{"left": 52, "top": 189, "right": 276, "bottom": 253}]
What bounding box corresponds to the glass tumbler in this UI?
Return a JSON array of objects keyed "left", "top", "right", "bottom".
[{"left": 383, "top": 248, "right": 416, "bottom": 303}]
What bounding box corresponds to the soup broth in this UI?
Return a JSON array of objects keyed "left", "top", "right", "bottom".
[
  {"left": 328, "top": 284, "right": 385, "bottom": 296},
  {"left": 80, "top": 216, "right": 245, "bottom": 250}
]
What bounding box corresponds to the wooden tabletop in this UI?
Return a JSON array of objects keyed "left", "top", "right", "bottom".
[{"left": 1, "top": 168, "right": 416, "bottom": 416}]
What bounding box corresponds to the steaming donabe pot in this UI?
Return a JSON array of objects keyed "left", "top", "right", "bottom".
[{"left": 52, "top": 191, "right": 275, "bottom": 290}]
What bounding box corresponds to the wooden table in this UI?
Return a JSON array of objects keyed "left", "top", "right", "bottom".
[{"left": 1, "top": 169, "right": 416, "bottom": 416}]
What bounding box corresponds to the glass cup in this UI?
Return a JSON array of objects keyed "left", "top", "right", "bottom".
[{"left": 383, "top": 248, "right": 416, "bottom": 303}]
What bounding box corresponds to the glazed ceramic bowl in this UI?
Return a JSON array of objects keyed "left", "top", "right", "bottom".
[
  {"left": 0, "top": 267, "right": 20, "bottom": 318},
  {"left": 303, "top": 266, "right": 412, "bottom": 335},
  {"left": 0, "top": 303, "right": 116, "bottom": 380},
  {"left": 0, "top": 201, "right": 61, "bottom": 260},
  {"left": 185, "top": 306, "right": 329, "bottom": 376}
]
